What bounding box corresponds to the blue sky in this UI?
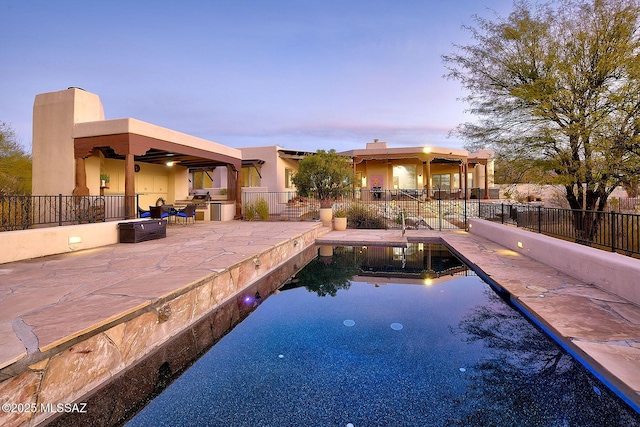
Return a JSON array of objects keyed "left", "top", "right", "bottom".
[{"left": 1, "top": 0, "right": 514, "bottom": 153}]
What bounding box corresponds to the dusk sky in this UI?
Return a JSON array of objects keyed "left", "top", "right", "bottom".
[{"left": 1, "top": 0, "right": 514, "bottom": 153}]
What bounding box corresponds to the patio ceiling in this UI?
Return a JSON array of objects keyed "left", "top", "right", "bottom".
[
  {"left": 96, "top": 146, "right": 232, "bottom": 169},
  {"left": 74, "top": 132, "right": 241, "bottom": 170}
]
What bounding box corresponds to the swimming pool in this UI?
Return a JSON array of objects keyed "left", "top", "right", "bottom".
[{"left": 126, "top": 244, "right": 640, "bottom": 426}]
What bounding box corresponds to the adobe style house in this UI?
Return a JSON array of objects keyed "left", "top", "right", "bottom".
[
  {"left": 240, "top": 146, "right": 313, "bottom": 192},
  {"left": 338, "top": 140, "right": 495, "bottom": 200},
  {"left": 32, "top": 88, "right": 242, "bottom": 219}
]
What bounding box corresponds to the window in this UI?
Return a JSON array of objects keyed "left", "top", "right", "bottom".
[
  {"left": 432, "top": 173, "right": 450, "bottom": 190},
  {"left": 241, "top": 166, "right": 261, "bottom": 187},
  {"left": 392, "top": 165, "right": 417, "bottom": 188},
  {"left": 285, "top": 168, "right": 293, "bottom": 189},
  {"left": 192, "top": 171, "right": 204, "bottom": 190}
]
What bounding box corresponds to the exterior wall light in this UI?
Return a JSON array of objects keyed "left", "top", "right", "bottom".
[{"left": 68, "top": 236, "right": 82, "bottom": 250}]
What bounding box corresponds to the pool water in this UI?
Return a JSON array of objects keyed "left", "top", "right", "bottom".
[{"left": 127, "top": 246, "right": 640, "bottom": 427}]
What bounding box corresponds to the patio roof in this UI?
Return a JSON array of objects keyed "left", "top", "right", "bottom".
[{"left": 73, "top": 118, "right": 241, "bottom": 170}]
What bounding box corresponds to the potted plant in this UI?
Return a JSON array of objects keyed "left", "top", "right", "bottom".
[
  {"left": 333, "top": 208, "right": 347, "bottom": 231},
  {"left": 100, "top": 173, "right": 110, "bottom": 189},
  {"left": 292, "top": 149, "right": 353, "bottom": 225}
]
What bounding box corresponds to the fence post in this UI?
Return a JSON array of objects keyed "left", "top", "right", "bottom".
[
  {"left": 58, "top": 194, "right": 63, "bottom": 226},
  {"left": 464, "top": 197, "right": 467, "bottom": 229},
  {"left": 438, "top": 199, "right": 442, "bottom": 231},
  {"left": 538, "top": 205, "right": 542, "bottom": 233},
  {"left": 611, "top": 211, "right": 616, "bottom": 253},
  {"left": 501, "top": 203, "right": 505, "bottom": 224}
]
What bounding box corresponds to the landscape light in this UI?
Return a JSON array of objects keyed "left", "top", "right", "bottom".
[{"left": 68, "top": 236, "right": 82, "bottom": 250}]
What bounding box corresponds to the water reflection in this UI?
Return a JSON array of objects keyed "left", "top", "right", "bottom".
[
  {"left": 451, "top": 289, "right": 640, "bottom": 426},
  {"left": 288, "top": 244, "right": 471, "bottom": 297}
]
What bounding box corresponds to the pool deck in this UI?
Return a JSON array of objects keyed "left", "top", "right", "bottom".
[{"left": 1, "top": 222, "right": 639, "bottom": 424}]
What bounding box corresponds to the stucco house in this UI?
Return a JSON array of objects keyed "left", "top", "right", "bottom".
[
  {"left": 240, "top": 146, "right": 313, "bottom": 192},
  {"left": 338, "top": 139, "right": 495, "bottom": 200},
  {"left": 32, "top": 88, "right": 242, "bottom": 220}
]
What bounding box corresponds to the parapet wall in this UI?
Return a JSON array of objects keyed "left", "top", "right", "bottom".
[
  {"left": 0, "top": 221, "right": 144, "bottom": 264},
  {"left": 468, "top": 218, "right": 640, "bottom": 306}
]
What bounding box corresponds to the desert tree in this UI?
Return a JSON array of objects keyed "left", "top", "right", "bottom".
[
  {"left": 291, "top": 149, "right": 353, "bottom": 209},
  {"left": 0, "top": 122, "right": 31, "bottom": 195},
  {"left": 444, "top": 0, "right": 640, "bottom": 240}
]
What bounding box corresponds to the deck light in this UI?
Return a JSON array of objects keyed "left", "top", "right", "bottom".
[{"left": 517, "top": 241, "right": 524, "bottom": 248}]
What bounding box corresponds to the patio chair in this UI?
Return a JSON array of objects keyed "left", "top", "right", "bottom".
[
  {"left": 138, "top": 206, "right": 151, "bottom": 218},
  {"left": 176, "top": 204, "right": 196, "bottom": 225},
  {"left": 149, "top": 206, "right": 169, "bottom": 220}
]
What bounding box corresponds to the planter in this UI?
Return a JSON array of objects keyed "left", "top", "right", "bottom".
[
  {"left": 319, "top": 207, "right": 333, "bottom": 225},
  {"left": 333, "top": 217, "right": 347, "bottom": 231}
]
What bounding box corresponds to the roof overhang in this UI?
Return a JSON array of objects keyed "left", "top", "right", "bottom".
[
  {"left": 278, "top": 149, "right": 314, "bottom": 160},
  {"left": 73, "top": 118, "right": 242, "bottom": 170}
]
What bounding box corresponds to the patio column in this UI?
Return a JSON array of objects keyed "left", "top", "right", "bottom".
[
  {"left": 73, "top": 157, "right": 90, "bottom": 196},
  {"left": 458, "top": 163, "right": 464, "bottom": 199},
  {"left": 426, "top": 159, "right": 431, "bottom": 199},
  {"left": 484, "top": 162, "right": 489, "bottom": 200},
  {"left": 125, "top": 153, "right": 135, "bottom": 219}
]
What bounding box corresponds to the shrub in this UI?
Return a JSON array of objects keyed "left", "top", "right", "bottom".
[
  {"left": 244, "top": 202, "right": 256, "bottom": 221},
  {"left": 255, "top": 197, "right": 269, "bottom": 220},
  {"left": 346, "top": 204, "right": 386, "bottom": 229}
]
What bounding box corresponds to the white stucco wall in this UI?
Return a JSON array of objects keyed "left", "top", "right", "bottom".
[
  {"left": 468, "top": 219, "right": 640, "bottom": 306},
  {"left": 32, "top": 88, "right": 105, "bottom": 195}
]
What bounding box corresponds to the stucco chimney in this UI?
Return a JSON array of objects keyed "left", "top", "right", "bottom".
[{"left": 366, "top": 139, "right": 387, "bottom": 150}]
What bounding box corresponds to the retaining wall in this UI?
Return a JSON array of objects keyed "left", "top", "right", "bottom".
[{"left": 468, "top": 218, "right": 640, "bottom": 306}]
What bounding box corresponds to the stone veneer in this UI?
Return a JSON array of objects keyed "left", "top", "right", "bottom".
[{"left": 0, "top": 227, "right": 323, "bottom": 427}]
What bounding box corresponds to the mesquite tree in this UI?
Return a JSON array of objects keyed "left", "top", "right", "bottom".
[{"left": 444, "top": 0, "right": 640, "bottom": 241}]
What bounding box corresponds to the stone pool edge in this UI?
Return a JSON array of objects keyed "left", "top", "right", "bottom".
[{"left": 0, "top": 225, "right": 327, "bottom": 427}]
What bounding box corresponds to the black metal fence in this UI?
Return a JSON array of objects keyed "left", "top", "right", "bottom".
[
  {"left": 0, "top": 194, "right": 137, "bottom": 231},
  {"left": 476, "top": 202, "right": 640, "bottom": 256},
  {"left": 242, "top": 190, "right": 474, "bottom": 230},
  {"left": 4, "top": 192, "right": 639, "bottom": 257}
]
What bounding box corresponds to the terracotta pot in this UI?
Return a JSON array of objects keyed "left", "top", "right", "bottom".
[
  {"left": 319, "top": 208, "right": 333, "bottom": 225},
  {"left": 333, "top": 217, "right": 347, "bottom": 231}
]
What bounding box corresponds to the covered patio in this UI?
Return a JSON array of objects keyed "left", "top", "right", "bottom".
[
  {"left": 339, "top": 140, "right": 494, "bottom": 200},
  {"left": 73, "top": 119, "right": 242, "bottom": 219}
]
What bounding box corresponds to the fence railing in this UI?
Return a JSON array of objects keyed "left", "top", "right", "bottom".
[
  {"left": 242, "top": 190, "right": 474, "bottom": 230},
  {"left": 1, "top": 195, "right": 137, "bottom": 231},
  {"left": 475, "top": 202, "right": 640, "bottom": 256},
  {"left": 4, "top": 192, "right": 639, "bottom": 257}
]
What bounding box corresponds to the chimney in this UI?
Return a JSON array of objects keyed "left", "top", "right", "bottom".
[{"left": 366, "top": 139, "right": 387, "bottom": 150}]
